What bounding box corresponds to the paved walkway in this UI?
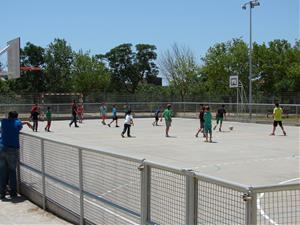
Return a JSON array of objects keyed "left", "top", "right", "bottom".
[{"left": 0, "top": 195, "right": 70, "bottom": 225}]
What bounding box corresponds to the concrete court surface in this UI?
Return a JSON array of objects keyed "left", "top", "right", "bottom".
[
  {"left": 0, "top": 196, "right": 71, "bottom": 225},
  {"left": 21, "top": 117, "right": 300, "bottom": 186}
]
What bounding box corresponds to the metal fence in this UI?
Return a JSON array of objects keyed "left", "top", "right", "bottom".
[
  {"left": 1, "top": 102, "right": 300, "bottom": 126},
  {"left": 18, "top": 133, "right": 300, "bottom": 225}
]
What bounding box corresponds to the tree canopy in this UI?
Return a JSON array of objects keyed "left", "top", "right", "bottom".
[{"left": 1, "top": 38, "right": 299, "bottom": 103}]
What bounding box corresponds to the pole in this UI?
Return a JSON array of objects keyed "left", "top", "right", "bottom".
[
  {"left": 237, "top": 86, "right": 239, "bottom": 118},
  {"left": 79, "top": 148, "right": 84, "bottom": 225},
  {"left": 249, "top": 4, "right": 253, "bottom": 119}
]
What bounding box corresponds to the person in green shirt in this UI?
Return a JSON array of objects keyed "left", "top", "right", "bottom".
[
  {"left": 270, "top": 103, "right": 286, "bottom": 136},
  {"left": 161, "top": 104, "right": 173, "bottom": 137},
  {"left": 44, "top": 106, "right": 52, "bottom": 132},
  {"left": 204, "top": 106, "right": 213, "bottom": 142}
]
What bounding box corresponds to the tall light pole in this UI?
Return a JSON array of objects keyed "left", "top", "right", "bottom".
[{"left": 242, "top": 0, "right": 260, "bottom": 119}]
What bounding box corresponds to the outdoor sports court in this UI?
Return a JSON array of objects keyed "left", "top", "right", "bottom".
[{"left": 21, "top": 117, "right": 300, "bottom": 186}]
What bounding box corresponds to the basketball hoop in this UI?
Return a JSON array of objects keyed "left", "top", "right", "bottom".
[{"left": 20, "top": 66, "right": 42, "bottom": 72}]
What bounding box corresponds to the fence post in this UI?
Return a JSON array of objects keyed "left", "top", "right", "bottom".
[
  {"left": 139, "top": 160, "right": 151, "bottom": 225},
  {"left": 16, "top": 139, "right": 22, "bottom": 195},
  {"left": 185, "top": 170, "right": 197, "bottom": 225},
  {"left": 78, "top": 148, "right": 84, "bottom": 225},
  {"left": 41, "top": 139, "right": 46, "bottom": 210},
  {"left": 245, "top": 188, "right": 257, "bottom": 225}
]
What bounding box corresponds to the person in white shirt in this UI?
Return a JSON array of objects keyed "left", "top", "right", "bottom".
[{"left": 121, "top": 110, "right": 134, "bottom": 138}]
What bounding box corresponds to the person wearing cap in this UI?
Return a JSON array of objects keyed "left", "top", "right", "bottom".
[{"left": 161, "top": 104, "right": 173, "bottom": 137}]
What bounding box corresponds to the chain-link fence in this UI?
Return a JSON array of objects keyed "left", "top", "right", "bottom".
[
  {"left": 1, "top": 102, "right": 299, "bottom": 125},
  {"left": 1, "top": 91, "right": 300, "bottom": 105},
  {"left": 18, "top": 133, "right": 300, "bottom": 225}
]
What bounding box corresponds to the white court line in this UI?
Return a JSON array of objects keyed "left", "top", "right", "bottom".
[
  {"left": 49, "top": 179, "right": 139, "bottom": 225},
  {"left": 257, "top": 177, "right": 300, "bottom": 225}
]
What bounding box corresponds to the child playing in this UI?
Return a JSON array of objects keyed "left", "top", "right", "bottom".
[
  {"left": 161, "top": 104, "right": 173, "bottom": 137},
  {"left": 204, "top": 106, "right": 213, "bottom": 142},
  {"left": 108, "top": 105, "right": 119, "bottom": 127},
  {"left": 100, "top": 102, "right": 107, "bottom": 125},
  {"left": 152, "top": 106, "right": 161, "bottom": 126},
  {"left": 270, "top": 103, "right": 287, "bottom": 136},
  {"left": 195, "top": 105, "right": 205, "bottom": 138},
  {"left": 77, "top": 104, "right": 84, "bottom": 123},
  {"left": 69, "top": 100, "right": 79, "bottom": 128},
  {"left": 31, "top": 108, "right": 40, "bottom": 132},
  {"left": 44, "top": 107, "right": 52, "bottom": 132},
  {"left": 213, "top": 104, "right": 226, "bottom": 132},
  {"left": 121, "top": 110, "right": 134, "bottom": 138}
]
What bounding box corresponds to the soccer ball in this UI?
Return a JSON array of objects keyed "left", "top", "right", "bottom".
[{"left": 229, "top": 126, "right": 234, "bottom": 131}]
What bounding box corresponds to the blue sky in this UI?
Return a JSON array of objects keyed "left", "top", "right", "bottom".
[{"left": 1, "top": 0, "right": 299, "bottom": 61}]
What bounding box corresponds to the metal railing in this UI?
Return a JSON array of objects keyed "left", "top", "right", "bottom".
[
  {"left": 18, "top": 133, "right": 300, "bottom": 225},
  {"left": 1, "top": 102, "right": 299, "bottom": 125}
]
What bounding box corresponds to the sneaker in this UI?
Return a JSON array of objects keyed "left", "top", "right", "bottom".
[
  {"left": 195, "top": 134, "right": 198, "bottom": 138},
  {"left": 127, "top": 135, "right": 132, "bottom": 137},
  {"left": 116, "top": 125, "right": 119, "bottom": 127},
  {"left": 270, "top": 133, "right": 275, "bottom": 136},
  {"left": 45, "top": 127, "right": 47, "bottom": 131},
  {"left": 219, "top": 128, "right": 221, "bottom": 132},
  {"left": 107, "top": 124, "right": 111, "bottom": 127},
  {"left": 10, "top": 192, "right": 17, "bottom": 198},
  {"left": 75, "top": 125, "right": 79, "bottom": 128},
  {"left": 121, "top": 133, "right": 124, "bottom": 138},
  {"left": 283, "top": 131, "right": 287, "bottom": 136}
]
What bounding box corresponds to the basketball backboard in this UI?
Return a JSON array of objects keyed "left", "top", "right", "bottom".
[
  {"left": 229, "top": 75, "right": 239, "bottom": 88},
  {"left": 0, "top": 37, "right": 20, "bottom": 79}
]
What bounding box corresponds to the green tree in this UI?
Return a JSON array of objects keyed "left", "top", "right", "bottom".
[
  {"left": 0, "top": 78, "right": 10, "bottom": 94},
  {"left": 201, "top": 39, "right": 249, "bottom": 101},
  {"left": 45, "top": 38, "right": 74, "bottom": 92},
  {"left": 135, "top": 44, "right": 159, "bottom": 84},
  {"left": 72, "top": 51, "right": 110, "bottom": 96},
  {"left": 253, "top": 39, "right": 300, "bottom": 96},
  {"left": 101, "top": 43, "right": 158, "bottom": 93}
]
